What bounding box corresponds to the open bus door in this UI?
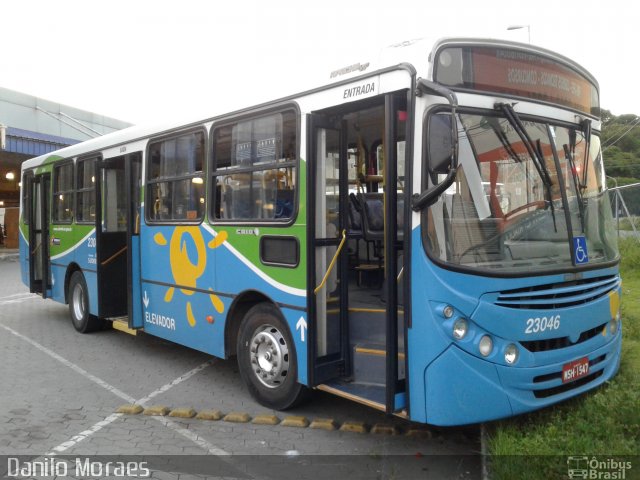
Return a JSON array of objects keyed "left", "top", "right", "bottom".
[
  {"left": 309, "top": 114, "right": 350, "bottom": 384},
  {"left": 28, "top": 173, "right": 51, "bottom": 297},
  {"left": 96, "top": 153, "right": 142, "bottom": 326},
  {"left": 308, "top": 92, "right": 408, "bottom": 415}
]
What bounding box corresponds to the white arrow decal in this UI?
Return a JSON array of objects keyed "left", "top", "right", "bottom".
[
  {"left": 296, "top": 316, "right": 307, "bottom": 343},
  {"left": 143, "top": 291, "right": 150, "bottom": 308}
]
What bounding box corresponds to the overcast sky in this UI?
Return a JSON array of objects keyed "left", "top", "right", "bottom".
[{"left": 2, "top": 0, "right": 636, "bottom": 124}]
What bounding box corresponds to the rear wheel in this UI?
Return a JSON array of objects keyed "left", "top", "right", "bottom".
[
  {"left": 68, "top": 271, "right": 104, "bottom": 333},
  {"left": 237, "top": 303, "right": 307, "bottom": 410}
]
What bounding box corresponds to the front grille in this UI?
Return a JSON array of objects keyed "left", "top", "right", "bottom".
[
  {"left": 495, "top": 275, "right": 619, "bottom": 310},
  {"left": 521, "top": 323, "right": 607, "bottom": 353},
  {"left": 533, "top": 354, "right": 606, "bottom": 384},
  {"left": 534, "top": 370, "right": 603, "bottom": 398}
]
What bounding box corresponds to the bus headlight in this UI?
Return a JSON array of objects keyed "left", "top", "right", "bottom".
[
  {"left": 452, "top": 318, "right": 468, "bottom": 340},
  {"left": 504, "top": 344, "right": 519, "bottom": 364},
  {"left": 479, "top": 335, "right": 493, "bottom": 357}
]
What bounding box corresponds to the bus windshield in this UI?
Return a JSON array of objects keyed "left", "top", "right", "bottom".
[{"left": 425, "top": 111, "right": 619, "bottom": 274}]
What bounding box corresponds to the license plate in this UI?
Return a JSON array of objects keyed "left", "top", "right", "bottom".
[{"left": 562, "top": 357, "right": 590, "bottom": 383}]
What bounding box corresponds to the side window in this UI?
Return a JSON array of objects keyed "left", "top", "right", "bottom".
[
  {"left": 76, "top": 157, "right": 97, "bottom": 223},
  {"left": 147, "top": 131, "right": 205, "bottom": 222},
  {"left": 53, "top": 162, "right": 74, "bottom": 223},
  {"left": 212, "top": 110, "right": 297, "bottom": 221}
]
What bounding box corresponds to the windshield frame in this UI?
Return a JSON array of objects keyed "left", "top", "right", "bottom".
[{"left": 421, "top": 105, "right": 620, "bottom": 278}]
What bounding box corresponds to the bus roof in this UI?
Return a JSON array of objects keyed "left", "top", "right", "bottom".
[{"left": 21, "top": 36, "right": 599, "bottom": 171}]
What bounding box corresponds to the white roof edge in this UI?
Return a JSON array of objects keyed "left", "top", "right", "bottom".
[{"left": 22, "top": 36, "right": 597, "bottom": 170}]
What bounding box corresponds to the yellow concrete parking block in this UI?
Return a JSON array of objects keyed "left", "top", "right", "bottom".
[
  {"left": 143, "top": 405, "right": 170, "bottom": 416},
  {"left": 169, "top": 407, "right": 197, "bottom": 418},
  {"left": 339, "top": 421, "right": 368, "bottom": 434},
  {"left": 309, "top": 418, "right": 338, "bottom": 431},
  {"left": 116, "top": 404, "right": 143, "bottom": 415},
  {"left": 224, "top": 412, "right": 251, "bottom": 423},
  {"left": 281, "top": 416, "right": 309, "bottom": 428},
  {"left": 195, "top": 410, "right": 224, "bottom": 421},
  {"left": 371, "top": 423, "right": 400, "bottom": 435},
  {"left": 406, "top": 427, "right": 433, "bottom": 439},
  {"left": 252, "top": 414, "right": 280, "bottom": 425}
]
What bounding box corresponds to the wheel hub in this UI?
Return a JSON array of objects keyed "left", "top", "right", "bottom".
[
  {"left": 72, "top": 284, "right": 85, "bottom": 321},
  {"left": 250, "top": 325, "right": 289, "bottom": 388}
]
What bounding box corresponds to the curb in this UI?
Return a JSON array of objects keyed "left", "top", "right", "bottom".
[
  {"left": 116, "top": 404, "right": 431, "bottom": 437},
  {"left": 0, "top": 253, "right": 19, "bottom": 262}
]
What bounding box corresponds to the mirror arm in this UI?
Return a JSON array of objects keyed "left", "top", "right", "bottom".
[
  {"left": 413, "top": 79, "right": 459, "bottom": 212},
  {"left": 412, "top": 166, "right": 457, "bottom": 211}
]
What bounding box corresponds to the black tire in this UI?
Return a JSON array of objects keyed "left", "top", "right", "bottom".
[
  {"left": 68, "top": 271, "right": 104, "bottom": 333},
  {"left": 237, "top": 303, "right": 308, "bottom": 410}
]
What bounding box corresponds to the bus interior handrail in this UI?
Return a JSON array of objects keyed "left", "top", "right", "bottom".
[
  {"left": 101, "top": 246, "right": 128, "bottom": 267},
  {"left": 314, "top": 229, "right": 347, "bottom": 295}
]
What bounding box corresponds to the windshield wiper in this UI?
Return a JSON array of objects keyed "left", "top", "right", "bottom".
[
  {"left": 564, "top": 127, "right": 586, "bottom": 232},
  {"left": 496, "top": 102, "right": 557, "bottom": 231},
  {"left": 487, "top": 117, "right": 521, "bottom": 164},
  {"left": 580, "top": 119, "right": 592, "bottom": 190}
]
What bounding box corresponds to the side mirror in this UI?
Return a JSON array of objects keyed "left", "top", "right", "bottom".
[{"left": 428, "top": 114, "right": 454, "bottom": 174}]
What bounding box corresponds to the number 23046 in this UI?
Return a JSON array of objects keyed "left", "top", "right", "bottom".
[{"left": 525, "top": 315, "right": 560, "bottom": 334}]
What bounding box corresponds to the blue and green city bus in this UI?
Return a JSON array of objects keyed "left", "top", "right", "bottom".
[{"left": 19, "top": 37, "right": 622, "bottom": 426}]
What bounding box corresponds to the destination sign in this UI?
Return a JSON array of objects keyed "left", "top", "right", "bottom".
[{"left": 435, "top": 46, "right": 599, "bottom": 115}]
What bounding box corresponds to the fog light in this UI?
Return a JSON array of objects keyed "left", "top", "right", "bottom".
[
  {"left": 610, "top": 314, "right": 619, "bottom": 335},
  {"left": 443, "top": 305, "right": 454, "bottom": 319},
  {"left": 479, "top": 335, "right": 493, "bottom": 357},
  {"left": 452, "top": 318, "right": 468, "bottom": 340},
  {"left": 504, "top": 344, "right": 519, "bottom": 364}
]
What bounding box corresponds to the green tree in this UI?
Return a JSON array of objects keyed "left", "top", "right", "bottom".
[{"left": 602, "top": 111, "right": 640, "bottom": 181}]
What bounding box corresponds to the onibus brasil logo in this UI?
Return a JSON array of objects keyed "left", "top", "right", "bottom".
[
  {"left": 152, "top": 227, "right": 227, "bottom": 327},
  {"left": 567, "top": 456, "right": 632, "bottom": 479}
]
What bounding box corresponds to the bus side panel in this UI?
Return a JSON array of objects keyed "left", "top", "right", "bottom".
[
  {"left": 84, "top": 271, "right": 99, "bottom": 317},
  {"left": 281, "top": 307, "right": 308, "bottom": 386},
  {"left": 49, "top": 264, "right": 67, "bottom": 303},
  {"left": 210, "top": 226, "right": 308, "bottom": 386},
  {"left": 139, "top": 224, "right": 224, "bottom": 358},
  {"left": 130, "top": 236, "right": 143, "bottom": 328},
  {"left": 49, "top": 226, "right": 98, "bottom": 312},
  {"left": 139, "top": 279, "right": 225, "bottom": 357},
  {"left": 75, "top": 228, "right": 98, "bottom": 316},
  {"left": 138, "top": 223, "right": 309, "bottom": 385}
]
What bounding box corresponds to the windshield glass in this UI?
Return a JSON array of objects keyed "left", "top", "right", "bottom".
[{"left": 424, "top": 112, "right": 618, "bottom": 274}]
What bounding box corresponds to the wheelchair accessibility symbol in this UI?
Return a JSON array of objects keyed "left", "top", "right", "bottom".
[{"left": 573, "top": 236, "right": 589, "bottom": 264}]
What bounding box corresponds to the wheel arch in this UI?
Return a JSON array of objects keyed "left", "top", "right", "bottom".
[
  {"left": 64, "top": 263, "right": 83, "bottom": 305},
  {"left": 224, "top": 290, "right": 282, "bottom": 358}
]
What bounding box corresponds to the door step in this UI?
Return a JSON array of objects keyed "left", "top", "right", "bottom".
[
  {"left": 316, "top": 382, "right": 385, "bottom": 412},
  {"left": 110, "top": 318, "right": 137, "bottom": 336},
  {"left": 316, "top": 381, "right": 408, "bottom": 417},
  {"left": 353, "top": 344, "right": 405, "bottom": 385}
]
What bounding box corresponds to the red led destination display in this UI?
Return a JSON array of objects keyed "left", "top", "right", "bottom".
[{"left": 435, "top": 46, "right": 598, "bottom": 115}]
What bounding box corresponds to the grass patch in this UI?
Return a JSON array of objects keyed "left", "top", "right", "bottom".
[{"left": 487, "top": 238, "right": 640, "bottom": 479}]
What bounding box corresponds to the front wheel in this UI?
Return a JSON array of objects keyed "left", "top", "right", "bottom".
[
  {"left": 237, "top": 303, "right": 307, "bottom": 410},
  {"left": 68, "top": 271, "right": 104, "bottom": 333}
]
